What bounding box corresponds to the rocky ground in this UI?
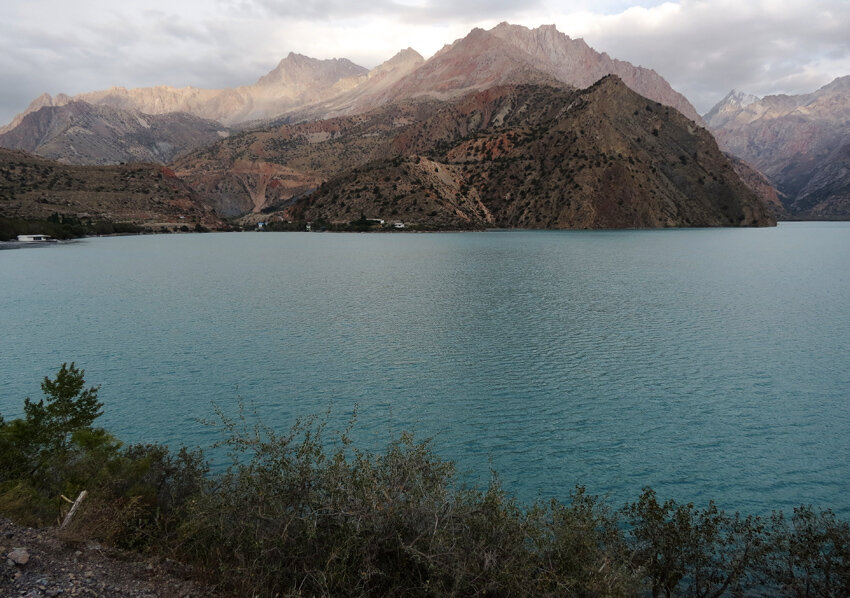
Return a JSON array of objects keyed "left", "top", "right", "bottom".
[{"left": 0, "top": 518, "right": 220, "bottom": 598}]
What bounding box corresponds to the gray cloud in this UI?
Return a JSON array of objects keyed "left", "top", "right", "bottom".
[
  {"left": 240, "top": 0, "right": 541, "bottom": 22},
  {"left": 568, "top": 0, "right": 850, "bottom": 113}
]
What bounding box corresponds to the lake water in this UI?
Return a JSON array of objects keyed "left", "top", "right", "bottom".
[{"left": 2, "top": 223, "right": 850, "bottom": 516}]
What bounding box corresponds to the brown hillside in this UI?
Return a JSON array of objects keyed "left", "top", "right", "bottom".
[
  {"left": 175, "top": 78, "right": 773, "bottom": 228},
  {"left": 288, "top": 79, "right": 773, "bottom": 229},
  {"left": 0, "top": 148, "right": 222, "bottom": 227}
]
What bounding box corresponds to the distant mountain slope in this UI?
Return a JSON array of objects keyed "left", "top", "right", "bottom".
[
  {"left": 0, "top": 54, "right": 369, "bottom": 132},
  {"left": 705, "top": 77, "right": 850, "bottom": 218},
  {"left": 3, "top": 23, "right": 700, "bottom": 142},
  {"left": 487, "top": 23, "right": 701, "bottom": 123},
  {"left": 0, "top": 148, "right": 222, "bottom": 228},
  {"left": 175, "top": 79, "right": 774, "bottom": 228},
  {"left": 0, "top": 101, "right": 230, "bottom": 165},
  {"left": 286, "top": 23, "right": 702, "bottom": 125},
  {"left": 725, "top": 154, "right": 789, "bottom": 219}
]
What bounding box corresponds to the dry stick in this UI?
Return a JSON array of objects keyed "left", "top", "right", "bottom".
[{"left": 60, "top": 490, "right": 88, "bottom": 530}]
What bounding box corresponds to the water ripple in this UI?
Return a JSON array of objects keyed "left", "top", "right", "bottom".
[{"left": 2, "top": 224, "right": 850, "bottom": 516}]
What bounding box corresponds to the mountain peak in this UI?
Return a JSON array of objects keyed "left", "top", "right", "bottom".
[
  {"left": 256, "top": 53, "right": 368, "bottom": 88},
  {"left": 385, "top": 48, "right": 424, "bottom": 66},
  {"left": 726, "top": 89, "right": 760, "bottom": 105},
  {"left": 588, "top": 73, "right": 626, "bottom": 89},
  {"left": 485, "top": 22, "right": 701, "bottom": 122},
  {"left": 703, "top": 89, "right": 761, "bottom": 127},
  {"left": 820, "top": 75, "right": 850, "bottom": 93},
  {"left": 29, "top": 93, "right": 54, "bottom": 108}
]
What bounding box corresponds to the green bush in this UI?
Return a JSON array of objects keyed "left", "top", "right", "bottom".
[
  {"left": 0, "top": 364, "right": 206, "bottom": 548},
  {"left": 624, "top": 487, "right": 763, "bottom": 597},
  {"left": 758, "top": 506, "right": 850, "bottom": 596}
]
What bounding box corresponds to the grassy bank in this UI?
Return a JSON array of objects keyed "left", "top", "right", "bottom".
[{"left": 1, "top": 364, "right": 848, "bottom": 596}]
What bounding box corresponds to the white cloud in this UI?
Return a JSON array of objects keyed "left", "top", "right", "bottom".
[{"left": 0, "top": 0, "right": 848, "bottom": 124}]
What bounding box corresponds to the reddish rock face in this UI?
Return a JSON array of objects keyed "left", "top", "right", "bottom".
[
  {"left": 176, "top": 79, "right": 775, "bottom": 229},
  {"left": 705, "top": 77, "right": 850, "bottom": 219}
]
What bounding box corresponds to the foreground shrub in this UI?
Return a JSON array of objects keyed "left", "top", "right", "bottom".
[
  {"left": 175, "top": 405, "right": 644, "bottom": 596},
  {"left": 0, "top": 364, "right": 206, "bottom": 548},
  {"left": 757, "top": 506, "right": 850, "bottom": 597},
  {"left": 534, "top": 488, "right": 640, "bottom": 596},
  {"left": 625, "top": 488, "right": 764, "bottom": 597}
]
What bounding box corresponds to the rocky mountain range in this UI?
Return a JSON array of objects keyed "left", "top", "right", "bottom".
[
  {"left": 705, "top": 77, "right": 850, "bottom": 218},
  {"left": 0, "top": 23, "right": 701, "bottom": 167},
  {"left": 0, "top": 22, "right": 788, "bottom": 230},
  {"left": 0, "top": 101, "right": 230, "bottom": 165},
  {"left": 0, "top": 53, "right": 369, "bottom": 133},
  {"left": 174, "top": 77, "right": 774, "bottom": 228},
  {"left": 286, "top": 23, "right": 701, "bottom": 125}
]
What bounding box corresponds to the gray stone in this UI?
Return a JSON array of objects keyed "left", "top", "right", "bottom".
[{"left": 7, "top": 547, "right": 29, "bottom": 565}]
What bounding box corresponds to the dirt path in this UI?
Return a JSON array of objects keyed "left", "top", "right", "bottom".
[{"left": 0, "top": 518, "right": 220, "bottom": 597}]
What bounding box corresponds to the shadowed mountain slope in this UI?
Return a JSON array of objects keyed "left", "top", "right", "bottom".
[
  {"left": 705, "top": 77, "right": 850, "bottom": 219},
  {"left": 175, "top": 79, "right": 774, "bottom": 228},
  {"left": 0, "top": 101, "right": 230, "bottom": 165}
]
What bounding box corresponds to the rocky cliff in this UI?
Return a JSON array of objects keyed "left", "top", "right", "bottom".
[
  {"left": 705, "top": 77, "right": 850, "bottom": 218},
  {"left": 174, "top": 79, "right": 774, "bottom": 228},
  {"left": 0, "top": 101, "right": 230, "bottom": 165}
]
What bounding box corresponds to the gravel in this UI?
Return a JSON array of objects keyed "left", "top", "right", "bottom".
[{"left": 0, "top": 518, "right": 221, "bottom": 597}]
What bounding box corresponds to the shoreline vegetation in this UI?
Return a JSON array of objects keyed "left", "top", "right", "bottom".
[
  {"left": 2, "top": 212, "right": 787, "bottom": 244},
  {"left": 0, "top": 214, "right": 223, "bottom": 242},
  {"left": 2, "top": 365, "right": 848, "bottom": 597}
]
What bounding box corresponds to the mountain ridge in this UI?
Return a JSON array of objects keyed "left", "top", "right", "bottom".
[
  {"left": 705, "top": 76, "right": 850, "bottom": 218},
  {"left": 0, "top": 101, "right": 231, "bottom": 165},
  {"left": 173, "top": 78, "right": 774, "bottom": 228},
  {"left": 2, "top": 23, "right": 700, "bottom": 136}
]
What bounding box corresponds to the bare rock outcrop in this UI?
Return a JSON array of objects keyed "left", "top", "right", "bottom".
[
  {"left": 705, "top": 76, "right": 850, "bottom": 218},
  {"left": 0, "top": 101, "right": 230, "bottom": 165}
]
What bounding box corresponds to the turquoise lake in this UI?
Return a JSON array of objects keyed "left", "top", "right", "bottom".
[{"left": 2, "top": 223, "right": 850, "bottom": 515}]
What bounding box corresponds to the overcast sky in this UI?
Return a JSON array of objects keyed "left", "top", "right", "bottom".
[{"left": 1, "top": 0, "right": 848, "bottom": 125}]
